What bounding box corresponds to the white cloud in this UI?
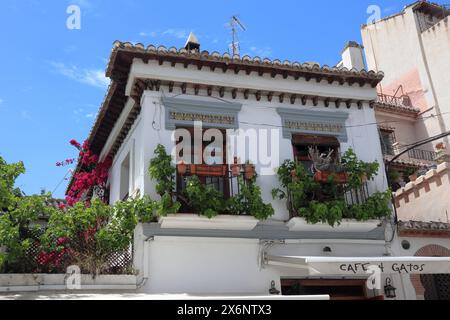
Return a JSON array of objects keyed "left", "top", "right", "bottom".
[
  {"left": 140, "top": 29, "right": 189, "bottom": 40},
  {"left": 249, "top": 46, "right": 273, "bottom": 58},
  {"left": 162, "top": 28, "right": 189, "bottom": 39},
  {"left": 49, "top": 62, "right": 109, "bottom": 89},
  {"left": 139, "top": 31, "right": 157, "bottom": 37},
  {"left": 0, "top": 98, "right": 3, "bottom": 104},
  {"left": 85, "top": 113, "right": 97, "bottom": 119}
]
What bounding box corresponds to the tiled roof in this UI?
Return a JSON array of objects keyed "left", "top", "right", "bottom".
[
  {"left": 383, "top": 155, "right": 430, "bottom": 168},
  {"left": 374, "top": 102, "right": 420, "bottom": 118},
  {"left": 107, "top": 41, "right": 385, "bottom": 81},
  {"left": 399, "top": 220, "right": 450, "bottom": 238},
  {"left": 399, "top": 220, "right": 450, "bottom": 231}
]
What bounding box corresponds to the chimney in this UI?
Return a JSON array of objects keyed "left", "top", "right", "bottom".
[
  {"left": 340, "top": 41, "right": 365, "bottom": 71},
  {"left": 184, "top": 32, "right": 200, "bottom": 52}
]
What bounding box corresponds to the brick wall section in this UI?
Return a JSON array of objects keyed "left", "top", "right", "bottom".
[{"left": 410, "top": 244, "right": 450, "bottom": 300}]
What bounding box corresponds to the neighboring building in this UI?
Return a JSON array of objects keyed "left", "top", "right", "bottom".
[
  {"left": 361, "top": 1, "right": 449, "bottom": 182},
  {"left": 360, "top": 0, "right": 450, "bottom": 300},
  {"left": 70, "top": 32, "right": 450, "bottom": 299}
]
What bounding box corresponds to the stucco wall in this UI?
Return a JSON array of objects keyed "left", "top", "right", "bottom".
[
  {"left": 395, "top": 162, "right": 450, "bottom": 222},
  {"left": 362, "top": 9, "right": 450, "bottom": 147},
  {"left": 137, "top": 234, "right": 390, "bottom": 297}
]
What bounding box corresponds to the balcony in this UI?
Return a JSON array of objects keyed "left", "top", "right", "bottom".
[
  {"left": 382, "top": 145, "right": 438, "bottom": 163},
  {"left": 377, "top": 93, "right": 412, "bottom": 108},
  {"left": 272, "top": 148, "right": 392, "bottom": 229}
]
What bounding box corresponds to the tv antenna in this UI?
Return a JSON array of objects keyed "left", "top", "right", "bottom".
[{"left": 229, "top": 15, "right": 246, "bottom": 56}]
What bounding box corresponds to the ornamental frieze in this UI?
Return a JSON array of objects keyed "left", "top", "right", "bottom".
[{"left": 169, "top": 112, "right": 234, "bottom": 125}]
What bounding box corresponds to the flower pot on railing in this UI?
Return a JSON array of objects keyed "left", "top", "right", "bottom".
[
  {"left": 244, "top": 164, "right": 255, "bottom": 180},
  {"left": 193, "top": 164, "right": 227, "bottom": 177},
  {"left": 231, "top": 164, "right": 241, "bottom": 177},
  {"left": 409, "top": 174, "right": 418, "bottom": 182},
  {"left": 314, "top": 171, "right": 348, "bottom": 184},
  {"left": 231, "top": 157, "right": 241, "bottom": 177},
  {"left": 177, "top": 162, "right": 188, "bottom": 175}
]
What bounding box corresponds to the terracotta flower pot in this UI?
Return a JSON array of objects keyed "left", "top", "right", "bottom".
[
  {"left": 314, "top": 171, "right": 348, "bottom": 184},
  {"left": 409, "top": 174, "right": 418, "bottom": 182},
  {"left": 244, "top": 164, "right": 255, "bottom": 180},
  {"left": 231, "top": 164, "right": 241, "bottom": 177},
  {"left": 177, "top": 162, "right": 187, "bottom": 175}
]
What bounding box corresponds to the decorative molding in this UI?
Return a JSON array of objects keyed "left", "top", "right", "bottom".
[
  {"left": 162, "top": 96, "right": 242, "bottom": 130},
  {"left": 276, "top": 108, "right": 349, "bottom": 142}
]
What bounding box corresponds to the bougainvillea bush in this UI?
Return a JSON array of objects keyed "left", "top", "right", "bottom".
[
  {"left": 0, "top": 143, "right": 160, "bottom": 275},
  {"left": 65, "top": 139, "right": 112, "bottom": 206}
]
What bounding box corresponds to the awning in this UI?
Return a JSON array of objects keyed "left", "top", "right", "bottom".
[{"left": 264, "top": 255, "right": 450, "bottom": 275}]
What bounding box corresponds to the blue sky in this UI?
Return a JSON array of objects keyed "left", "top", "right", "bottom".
[{"left": 0, "top": 0, "right": 444, "bottom": 198}]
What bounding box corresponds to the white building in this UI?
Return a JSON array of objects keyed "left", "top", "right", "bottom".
[
  {"left": 360, "top": 1, "right": 450, "bottom": 300},
  {"left": 74, "top": 34, "right": 450, "bottom": 299}
]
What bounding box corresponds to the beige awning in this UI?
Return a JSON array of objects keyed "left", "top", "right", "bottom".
[{"left": 264, "top": 255, "right": 450, "bottom": 275}]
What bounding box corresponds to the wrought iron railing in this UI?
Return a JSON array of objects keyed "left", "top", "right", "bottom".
[
  {"left": 407, "top": 149, "right": 438, "bottom": 162},
  {"left": 176, "top": 164, "right": 252, "bottom": 213},
  {"left": 286, "top": 181, "right": 370, "bottom": 220},
  {"left": 377, "top": 93, "right": 412, "bottom": 108},
  {"left": 382, "top": 146, "right": 438, "bottom": 162}
]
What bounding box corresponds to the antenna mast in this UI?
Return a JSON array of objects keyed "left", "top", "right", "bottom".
[{"left": 230, "top": 15, "right": 246, "bottom": 56}]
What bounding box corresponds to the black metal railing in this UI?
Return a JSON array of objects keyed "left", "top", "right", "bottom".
[
  {"left": 407, "top": 149, "right": 438, "bottom": 162},
  {"left": 175, "top": 164, "right": 250, "bottom": 214},
  {"left": 377, "top": 93, "right": 412, "bottom": 108},
  {"left": 286, "top": 181, "right": 370, "bottom": 220},
  {"left": 382, "top": 146, "right": 438, "bottom": 162}
]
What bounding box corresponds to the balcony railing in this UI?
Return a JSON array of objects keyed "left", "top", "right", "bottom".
[
  {"left": 407, "top": 149, "right": 438, "bottom": 162},
  {"left": 382, "top": 146, "right": 438, "bottom": 162},
  {"left": 286, "top": 181, "right": 371, "bottom": 220},
  {"left": 175, "top": 163, "right": 251, "bottom": 214},
  {"left": 377, "top": 93, "right": 412, "bottom": 108}
]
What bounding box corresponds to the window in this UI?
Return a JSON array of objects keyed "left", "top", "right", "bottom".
[
  {"left": 292, "top": 135, "right": 340, "bottom": 174},
  {"left": 120, "top": 153, "right": 130, "bottom": 201},
  {"left": 175, "top": 127, "right": 230, "bottom": 199},
  {"left": 379, "top": 129, "right": 396, "bottom": 156}
]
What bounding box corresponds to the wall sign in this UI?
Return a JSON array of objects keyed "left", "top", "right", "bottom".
[
  {"left": 277, "top": 108, "right": 349, "bottom": 142},
  {"left": 163, "top": 96, "right": 242, "bottom": 130}
]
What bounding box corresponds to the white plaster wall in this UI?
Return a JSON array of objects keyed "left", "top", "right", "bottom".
[
  {"left": 362, "top": 9, "right": 450, "bottom": 146},
  {"left": 421, "top": 18, "right": 450, "bottom": 135},
  {"left": 108, "top": 115, "right": 144, "bottom": 204},
  {"left": 139, "top": 235, "right": 388, "bottom": 295},
  {"left": 135, "top": 87, "right": 387, "bottom": 221},
  {"left": 375, "top": 112, "right": 418, "bottom": 145},
  {"left": 395, "top": 164, "right": 450, "bottom": 223}
]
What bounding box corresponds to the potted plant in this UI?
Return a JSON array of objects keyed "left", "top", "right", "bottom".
[
  {"left": 314, "top": 171, "right": 348, "bottom": 184},
  {"left": 177, "top": 161, "right": 188, "bottom": 175},
  {"left": 404, "top": 167, "right": 418, "bottom": 182},
  {"left": 244, "top": 162, "right": 255, "bottom": 180},
  {"left": 231, "top": 158, "right": 241, "bottom": 177}
]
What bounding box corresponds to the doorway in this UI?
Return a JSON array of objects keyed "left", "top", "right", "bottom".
[{"left": 281, "top": 279, "right": 381, "bottom": 300}]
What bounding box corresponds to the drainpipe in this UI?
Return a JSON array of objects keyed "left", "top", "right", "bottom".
[{"left": 136, "top": 235, "right": 154, "bottom": 289}]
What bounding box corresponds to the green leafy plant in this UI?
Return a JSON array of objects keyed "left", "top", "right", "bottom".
[
  {"left": 148, "top": 144, "right": 181, "bottom": 216},
  {"left": 184, "top": 176, "right": 224, "bottom": 219},
  {"left": 341, "top": 148, "right": 379, "bottom": 190},
  {"left": 227, "top": 177, "right": 274, "bottom": 220},
  {"left": 272, "top": 151, "right": 391, "bottom": 226}
]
